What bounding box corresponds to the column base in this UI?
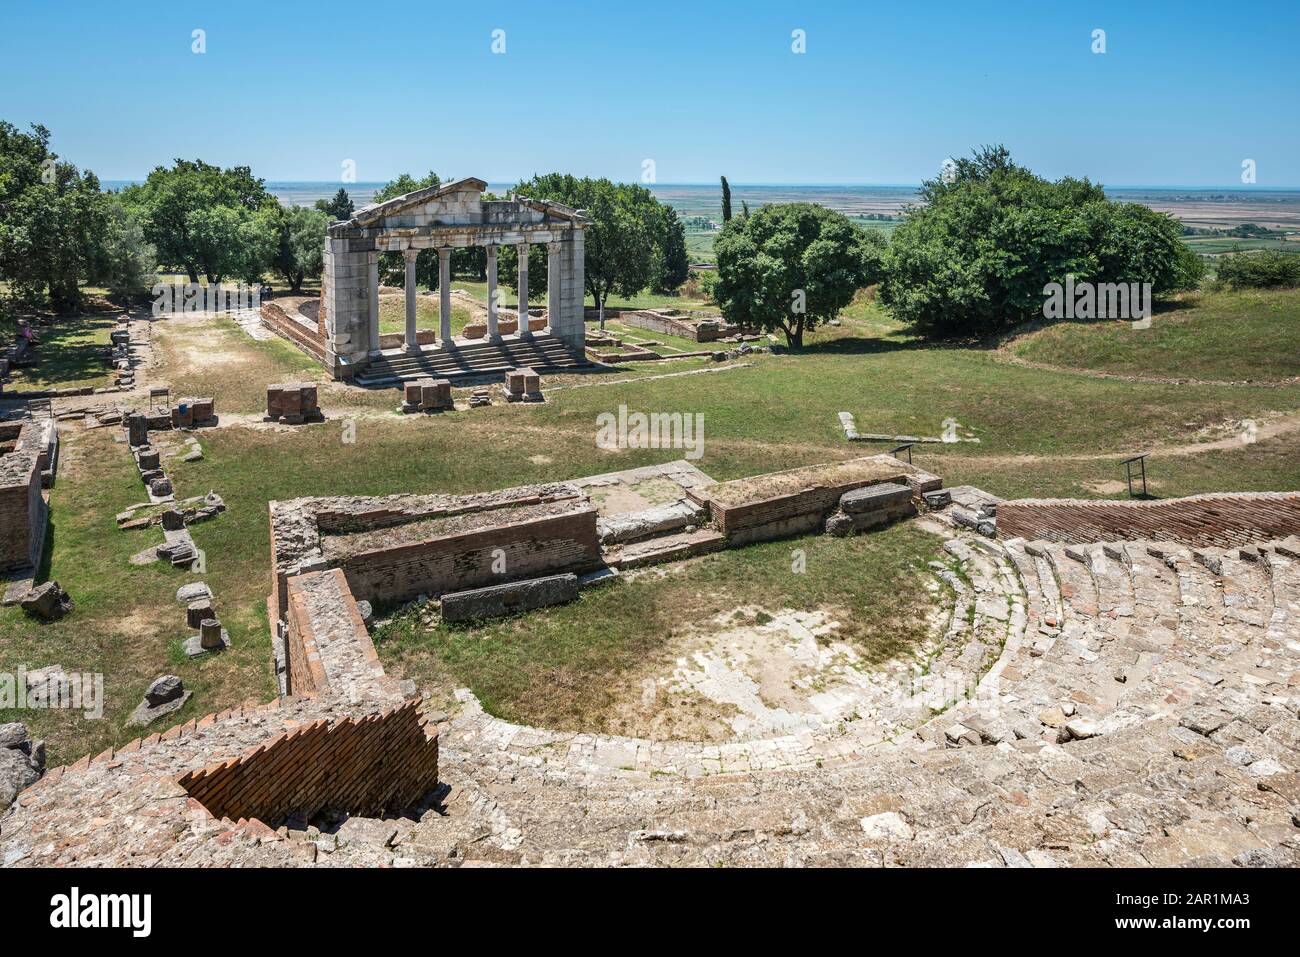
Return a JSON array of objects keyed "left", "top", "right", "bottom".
[{"left": 402, "top": 341, "right": 421, "bottom": 354}]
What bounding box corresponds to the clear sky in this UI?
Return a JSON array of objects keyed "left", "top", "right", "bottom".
[{"left": 2, "top": 0, "right": 1297, "bottom": 186}]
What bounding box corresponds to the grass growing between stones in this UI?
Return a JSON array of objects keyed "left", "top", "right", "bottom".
[
  {"left": 0, "top": 428, "right": 276, "bottom": 766},
  {"left": 372, "top": 521, "right": 943, "bottom": 733},
  {"left": 1006, "top": 288, "right": 1300, "bottom": 382}
]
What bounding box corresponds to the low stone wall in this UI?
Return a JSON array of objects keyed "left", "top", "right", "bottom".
[
  {"left": 690, "top": 454, "right": 940, "bottom": 546},
  {"left": 261, "top": 301, "right": 327, "bottom": 366},
  {"left": 285, "top": 568, "right": 393, "bottom": 699},
  {"left": 997, "top": 491, "right": 1300, "bottom": 547},
  {"left": 268, "top": 483, "right": 600, "bottom": 619},
  {"left": 177, "top": 699, "right": 438, "bottom": 827},
  {"left": 0, "top": 419, "right": 49, "bottom": 572},
  {"left": 335, "top": 504, "right": 600, "bottom": 606}
]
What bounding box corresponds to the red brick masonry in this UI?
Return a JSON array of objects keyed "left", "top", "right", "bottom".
[
  {"left": 997, "top": 491, "right": 1300, "bottom": 547},
  {"left": 176, "top": 699, "right": 439, "bottom": 826}
]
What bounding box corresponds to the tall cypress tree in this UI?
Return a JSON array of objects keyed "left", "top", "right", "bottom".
[{"left": 720, "top": 175, "right": 732, "bottom": 222}]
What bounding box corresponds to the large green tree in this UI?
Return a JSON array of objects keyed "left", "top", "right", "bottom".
[
  {"left": 122, "top": 159, "right": 276, "bottom": 283},
  {"left": 513, "top": 173, "right": 666, "bottom": 326},
  {"left": 0, "top": 121, "right": 117, "bottom": 313},
  {"left": 881, "top": 145, "right": 1203, "bottom": 339},
  {"left": 713, "top": 202, "right": 885, "bottom": 348},
  {"left": 314, "top": 187, "right": 354, "bottom": 221},
  {"left": 273, "top": 205, "right": 328, "bottom": 293},
  {"left": 650, "top": 204, "right": 690, "bottom": 293},
  {"left": 98, "top": 196, "right": 157, "bottom": 299}
]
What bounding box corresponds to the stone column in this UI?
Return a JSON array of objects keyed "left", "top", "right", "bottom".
[
  {"left": 437, "top": 246, "right": 452, "bottom": 346},
  {"left": 547, "top": 241, "right": 561, "bottom": 334},
  {"left": 485, "top": 244, "right": 500, "bottom": 343},
  {"left": 367, "top": 252, "right": 380, "bottom": 353},
  {"left": 403, "top": 248, "right": 419, "bottom": 353},
  {"left": 516, "top": 241, "right": 531, "bottom": 338}
]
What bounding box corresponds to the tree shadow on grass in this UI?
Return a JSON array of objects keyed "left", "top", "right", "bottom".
[
  {"left": 781, "top": 334, "right": 938, "bottom": 357},
  {"left": 11, "top": 314, "right": 117, "bottom": 388}
]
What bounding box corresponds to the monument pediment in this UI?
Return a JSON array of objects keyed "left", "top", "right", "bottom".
[{"left": 332, "top": 177, "right": 590, "bottom": 236}]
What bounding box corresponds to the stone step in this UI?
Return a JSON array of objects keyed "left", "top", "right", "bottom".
[
  {"left": 1218, "top": 550, "right": 1274, "bottom": 630},
  {"left": 1001, "top": 539, "right": 1050, "bottom": 632},
  {"left": 1083, "top": 544, "right": 1136, "bottom": 622},
  {"left": 1119, "top": 542, "right": 1182, "bottom": 631},
  {"left": 609, "top": 529, "right": 726, "bottom": 570},
  {"left": 1163, "top": 547, "right": 1227, "bottom": 639},
  {"left": 1262, "top": 547, "right": 1299, "bottom": 643},
  {"left": 1044, "top": 544, "right": 1100, "bottom": 620}
]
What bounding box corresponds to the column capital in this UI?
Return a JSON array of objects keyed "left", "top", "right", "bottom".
[
  {"left": 403, "top": 247, "right": 420, "bottom": 262},
  {"left": 436, "top": 245, "right": 452, "bottom": 257}
]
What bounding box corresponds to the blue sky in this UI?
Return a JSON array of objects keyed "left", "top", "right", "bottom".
[{"left": 2, "top": 0, "right": 1298, "bottom": 186}]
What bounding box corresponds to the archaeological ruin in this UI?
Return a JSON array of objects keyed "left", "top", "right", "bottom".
[{"left": 306, "top": 177, "right": 591, "bottom": 386}]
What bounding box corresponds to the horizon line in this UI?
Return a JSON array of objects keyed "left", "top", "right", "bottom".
[{"left": 98, "top": 178, "right": 1300, "bottom": 191}]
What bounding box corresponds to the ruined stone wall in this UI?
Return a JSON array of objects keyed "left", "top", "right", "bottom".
[
  {"left": 337, "top": 507, "right": 600, "bottom": 606},
  {"left": 177, "top": 699, "right": 438, "bottom": 827},
  {"left": 0, "top": 421, "right": 47, "bottom": 572},
  {"left": 260, "top": 301, "right": 327, "bottom": 365},
  {"left": 284, "top": 568, "right": 393, "bottom": 700},
  {"left": 997, "top": 491, "right": 1300, "bottom": 547},
  {"left": 691, "top": 455, "right": 939, "bottom": 546}
]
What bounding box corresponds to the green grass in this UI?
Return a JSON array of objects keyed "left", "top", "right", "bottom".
[
  {"left": 1008, "top": 288, "right": 1300, "bottom": 381},
  {"left": 4, "top": 283, "right": 1299, "bottom": 763},
  {"left": 6, "top": 312, "right": 117, "bottom": 391},
  {"left": 374, "top": 522, "right": 943, "bottom": 731},
  {"left": 376, "top": 296, "right": 476, "bottom": 336}
]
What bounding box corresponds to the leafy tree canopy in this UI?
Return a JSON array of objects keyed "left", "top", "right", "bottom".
[
  {"left": 713, "top": 202, "right": 885, "bottom": 348},
  {"left": 882, "top": 145, "right": 1203, "bottom": 339},
  {"left": 122, "top": 159, "right": 276, "bottom": 283}
]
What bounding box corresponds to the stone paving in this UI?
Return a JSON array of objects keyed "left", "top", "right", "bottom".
[{"left": 3, "top": 519, "right": 1298, "bottom": 867}]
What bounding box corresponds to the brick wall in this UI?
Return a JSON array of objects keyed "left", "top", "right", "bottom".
[
  {"left": 260, "top": 301, "right": 327, "bottom": 365},
  {"left": 997, "top": 491, "right": 1300, "bottom": 547},
  {"left": 176, "top": 699, "right": 439, "bottom": 826},
  {"left": 284, "top": 568, "right": 395, "bottom": 700},
  {"left": 338, "top": 507, "right": 601, "bottom": 605},
  {"left": 0, "top": 421, "right": 46, "bottom": 572}
]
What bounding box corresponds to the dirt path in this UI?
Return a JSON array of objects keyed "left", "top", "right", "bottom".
[{"left": 993, "top": 345, "right": 1300, "bottom": 389}]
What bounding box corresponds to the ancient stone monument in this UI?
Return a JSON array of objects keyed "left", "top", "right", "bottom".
[{"left": 321, "top": 177, "right": 589, "bottom": 379}]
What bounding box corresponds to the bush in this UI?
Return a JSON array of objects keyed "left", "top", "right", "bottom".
[
  {"left": 1215, "top": 250, "right": 1300, "bottom": 289},
  {"left": 881, "top": 145, "right": 1200, "bottom": 339}
]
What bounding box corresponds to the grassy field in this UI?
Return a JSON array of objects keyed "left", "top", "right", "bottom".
[
  {"left": 5, "top": 311, "right": 118, "bottom": 391},
  {"left": 1007, "top": 288, "right": 1300, "bottom": 382},
  {"left": 2, "top": 284, "right": 1298, "bottom": 763},
  {"left": 376, "top": 522, "right": 943, "bottom": 731}
]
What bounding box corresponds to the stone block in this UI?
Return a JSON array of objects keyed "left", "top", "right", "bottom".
[
  {"left": 136, "top": 448, "right": 161, "bottom": 472},
  {"left": 840, "top": 482, "right": 914, "bottom": 514},
  {"left": 186, "top": 598, "right": 214, "bottom": 628},
  {"left": 126, "top": 412, "right": 149, "bottom": 447},
  {"left": 441, "top": 573, "right": 579, "bottom": 623}
]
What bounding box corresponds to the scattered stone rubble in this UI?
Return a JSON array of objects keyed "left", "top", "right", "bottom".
[
  {"left": 18, "top": 581, "right": 74, "bottom": 622},
  {"left": 127, "top": 675, "right": 190, "bottom": 727},
  {"left": 0, "top": 723, "right": 44, "bottom": 812}
]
